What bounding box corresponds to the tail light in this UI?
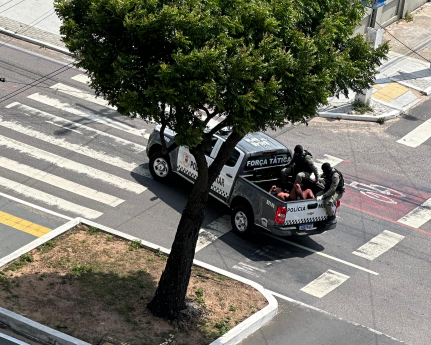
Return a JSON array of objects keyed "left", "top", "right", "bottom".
[
  {"left": 275, "top": 206, "right": 287, "bottom": 224},
  {"left": 335, "top": 200, "right": 341, "bottom": 214}
]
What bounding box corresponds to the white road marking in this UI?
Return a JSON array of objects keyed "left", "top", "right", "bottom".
[
  {"left": 398, "top": 198, "right": 431, "bottom": 228},
  {"left": 0, "top": 176, "right": 103, "bottom": 219},
  {"left": 0, "top": 116, "right": 150, "bottom": 178},
  {"left": 263, "top": 233, "right": 379, "bottom": 275},
  {"left": 353, "top": 230, "right": 404, "bottom": 261},
  {"left": 232, "top": 262, "right": 266, "bottom": 277},
  {"left": 195, "top": 215, "right": 231, "bottom": 252},
  {"left": 300, "top": 270, "right": 349, "bottom": 298},
  {"left": 315, "top": 154, "right": 344, "bottom": 176},
  {"left": 50, "top": 82, "right": 116, "bottom": 109},
  {"left": 397, "top": 118, "right": 431, "bottom": 147},
  {"left": 45, "top": 120, "right": 83, "bottom": 134},
  {"left": 71, "top": 74, "right": 91, "bottom": 84},
  {"left": 0, "top": 156, "right": 124, "bottom": 207},
  {"left": 6, "top": 102, "right": 146, "bottom": 153},
  {"left": 0, "top": 135, "right": 147, "bottom": 193},
  {"left": 27, "top": 93, "right": 146, "bottom": 137}
]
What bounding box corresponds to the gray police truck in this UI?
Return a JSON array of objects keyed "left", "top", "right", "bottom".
[{"left": 146, "top": 125, "right": 339, "bottom": 237}]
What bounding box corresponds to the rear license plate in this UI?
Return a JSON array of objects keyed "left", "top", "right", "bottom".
[{"left": 299, "top": 223, "right": 314, "bottom": 230}]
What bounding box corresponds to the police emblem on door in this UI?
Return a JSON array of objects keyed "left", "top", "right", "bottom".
[{"left": 184, "top": 153, "right": 190, "bottom": 168}]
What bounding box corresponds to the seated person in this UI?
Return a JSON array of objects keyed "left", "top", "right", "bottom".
[{"left": 269, "top": 184, "right": 314, "bottom": 202}]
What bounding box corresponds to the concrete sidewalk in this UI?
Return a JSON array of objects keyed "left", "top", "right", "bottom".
[{"left": 239, "top": 298, "right": 405, "bottom": 345}]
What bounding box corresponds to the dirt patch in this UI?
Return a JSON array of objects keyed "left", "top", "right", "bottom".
[{"left": 0, "top": 225, "right": 267, "bottom": 345}]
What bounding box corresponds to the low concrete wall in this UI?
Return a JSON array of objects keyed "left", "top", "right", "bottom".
[{"left": 355, "top": 0, "right": 428, "bottom": 33}]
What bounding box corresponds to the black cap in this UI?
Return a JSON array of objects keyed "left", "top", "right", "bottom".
[
  {"left": 322, "top": 163, "right": 331, "bottom": 172},
  {"left": 294, "top": 145, "right": 303, "bottom": 154}
]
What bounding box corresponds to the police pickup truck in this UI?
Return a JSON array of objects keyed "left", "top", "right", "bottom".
[{"left": 146, "top": 126, "right": 339, "bottom": 236}]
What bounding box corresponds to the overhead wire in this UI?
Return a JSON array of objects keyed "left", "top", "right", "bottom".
[
  {"left": 375, "top": 21, "right": 431, "bottom": 63},
  {"left": 0, "top": 0, "right": 26, "bottom": 15}
]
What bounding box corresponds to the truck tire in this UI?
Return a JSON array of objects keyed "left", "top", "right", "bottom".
[
  {"left": 149, "top": 151, "right": 172, "bottom": 183},
  {"left": 231, "top": 205, "right": 254, "bottom": 237}
]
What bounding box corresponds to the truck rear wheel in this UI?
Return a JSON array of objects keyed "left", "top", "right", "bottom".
[
  {"left": 149, "top": 151, "right": 172, "bottom": 183},
  {"left": 231, "top": 205, "right": 254, "bottom": 237}
]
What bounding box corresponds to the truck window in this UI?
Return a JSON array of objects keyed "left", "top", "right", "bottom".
[
  {"left": 205, "top": 137, "right": 218, "bottom": 157},
  {"left": 225, "top": 149, "right": 241, "bottom": 167}
]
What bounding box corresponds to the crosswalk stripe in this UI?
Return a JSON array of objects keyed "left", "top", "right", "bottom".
[
  {"left": 71, "top": 74, "right": 91, "bottom": 84},
  {"left": 0, "top": 210, "right": 52, "bottom": 237},
  {"left": 50, "top": 82, "right": 115, "bottom": 109},
  {"left": 6, "top": 102, "right": 146, "bottom": 153},
  {"left": 27, "top": 93, "right": 146, "bottom": 137},
  {"left": 195, "top": 215, "right": 231, "bottom": 253},
  {"left": 0, "top": 116, "right": 150, "bottom": 178},
  {"left": 353, "top": 230, "right": 404, "bottom": 260},
  {"left": 300, "top": 270, "right": 349, "bottom": 298},
  {"left": 398, "top": 198, "right": 431, "bottom": 228},
  {"left": 315, "top": 154, "right": 344, "bottom": 176},
  {"left": 0, "top": 176, "right": 103, "bottom": 219},
  {"left": 0, "top": 134, "right": 147, "bottom": 193},
  {"left": 397, "top": 118, "right": 431, "bottom": 148},
  {"left": 0, "top": 156, "right": 124, "bottom": 207}
]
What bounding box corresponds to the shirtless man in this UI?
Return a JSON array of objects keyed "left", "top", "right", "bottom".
[{"left": 269, "top": 184, "right": 314, "bottom": 202}]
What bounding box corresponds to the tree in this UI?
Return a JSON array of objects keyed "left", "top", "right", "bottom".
[{"left": 55, "top": 0, "right": 388, "bottom": 319}]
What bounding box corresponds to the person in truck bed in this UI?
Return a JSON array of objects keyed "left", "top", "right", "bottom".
[
  {"left": 281, "top": 145, "right": 319, "bottom": 187},
  {"left": 269, "top": 184, "right": 315, "bottom": 202}
]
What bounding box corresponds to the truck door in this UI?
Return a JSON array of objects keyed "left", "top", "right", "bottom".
[{"left": 210, "top": 139, "right": 244, "bottom": 201}]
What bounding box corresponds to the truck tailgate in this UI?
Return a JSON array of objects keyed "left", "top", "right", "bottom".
[{"left": 283, "top": 200, "right": 329, "bottom": 225}]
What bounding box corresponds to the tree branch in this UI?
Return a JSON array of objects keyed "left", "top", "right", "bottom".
[
  {"left": 201, "top": 106, "right": 219, "bottom": 126},
  {"left": 204, "top": 117, "right": 229, "bottom": 139}
]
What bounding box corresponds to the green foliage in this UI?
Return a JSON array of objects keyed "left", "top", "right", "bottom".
[
  {"left": 55, "top": 0, "right": 388, "bottom": 148},
  {"left": 195, "top": 288, "right": 205, "bottom": 307},
  {"left": 217, "top": 275, "right": 227, "bottom": 281},
  {"left": 105, "top": 235, "right": 113, "bottom": 242},
  {"left": 377, "top": 117, "right": 385, "bottom": 125},
  {"left": 128, "top": 240, "right": 142, "bottom": 251},
  {"left": 215, "top": 321, "right": 230, "bottom": 335},
  {"left": 229, "top": 305, "right": 237, "bottom": 312},
  {"left": 71, "top": 265, "right": 92, "bottom": 276},
  {"left": 352, "top": 99, "right": 373, "bottom": 114},
  {"left": 87, "top": 226, "right": 100, "bottom": 235},
  {"left": 37, "top": 240, "right": 56, "bottom": 253},
  {"left": 8, "top": 254, "right": 34, "bottom": 271},
  {"left": 404, "top": 11, "right": 413, "bottom": 22}
]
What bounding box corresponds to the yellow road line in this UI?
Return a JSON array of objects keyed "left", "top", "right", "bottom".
[{"left": 0, "top": 211, "right": 51, "bottom": 237}]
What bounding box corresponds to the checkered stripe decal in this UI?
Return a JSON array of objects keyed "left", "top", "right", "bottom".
[
  {"left": 178, "top": 166, "right": 197, "bottom": 180},
  {"left": 285, "top": 215, "right": 327, "bottom": 225},
  {"left": 178, "top": 166, "right": 228, "bottom": 199},
  {"left": 211, "top": 186, "right": 229, "bottom": 199}
]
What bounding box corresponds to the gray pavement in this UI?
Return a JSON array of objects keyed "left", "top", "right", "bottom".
[
  {"left": 0, "top": 196, "right": 66, "bottom": 258},
  {"left": 240, "top": 298, "right": 405, "bottom": 345}
]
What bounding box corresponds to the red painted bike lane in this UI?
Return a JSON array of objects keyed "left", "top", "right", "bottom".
[{"left": 338, "top": 168, "right": 431, "bottom": 232}]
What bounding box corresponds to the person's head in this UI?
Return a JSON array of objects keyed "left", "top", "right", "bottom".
[
  {"left": 322, "top": 162, "right": 331, "bottom": 174},
  {"left": 294, "top": 145, "right": 303, "bottom": 156}
]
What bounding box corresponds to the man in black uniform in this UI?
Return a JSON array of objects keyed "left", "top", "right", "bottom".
[
  {"left": 316, "top": 163, "right": 344, "bottom": 222},
  {"left": 281, "top": 145, "right": 319, "bottom": 187}
]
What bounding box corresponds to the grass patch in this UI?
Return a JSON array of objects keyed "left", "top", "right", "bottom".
[
  {"left": 229, "top": 305, "right": 237, "bottom": 312},
  {"left": 214, "top": 321, "right": 230, "bottom": 335},
  {"left": 377, "top": 117, "right": 385, "bottom": 125},
  {"left": 404, "top": 11, "right": 413, "bottom": 22},
  {"left": 87, "top": 226, "right": 100, "bottom": 235},
  {"left": 71, "top": 265, "right": 92, "bottom": 276},
  {"left": 128, "top": 240, "right": 142, "bottom": 251},
  {"left": 352, "top": 99, "right": 373, "bottom": 114},
  {"left": 217, "top": 275, "right": 227, "bottom": 281},
  {"left": 106, "top": 235, "right": 113, "bottom": 242},
  {"left": 8, "top": 254, "right": 34, "bottom": 271},
  {"left": 37, "top": 240, "right": 56, "bottom": 254}
]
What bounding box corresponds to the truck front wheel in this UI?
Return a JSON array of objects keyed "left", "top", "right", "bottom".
[
  {"left": 231, "top": 205, "right": 254, "bottom": 237},
  {"left": 149, "top": 151, "right": 172, "bottom": 183}
]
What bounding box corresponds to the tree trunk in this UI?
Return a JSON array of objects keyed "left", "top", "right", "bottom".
[
  {"left": 148, "top": 132, "right": 243, "bottom": 319},
  {"left": 147, "top": 152, "right": 210, "bottom": 319}
]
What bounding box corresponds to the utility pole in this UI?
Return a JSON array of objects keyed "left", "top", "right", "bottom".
[{"left": 355, "top": 0, "right": 384, "bottom": 104}]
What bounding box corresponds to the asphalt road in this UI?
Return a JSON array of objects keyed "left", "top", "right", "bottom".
[{"left": 1, "top": 39, "right": 431, "bottom": 345}]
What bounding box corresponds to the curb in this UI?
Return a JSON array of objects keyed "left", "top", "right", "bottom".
[
  {"left": 0, "top": 218, "right": 278, "bottom": 345},
  {"left": 0, "top": 26, "right": 72, "bottom": 56},
  {"left": 318, "top": 99, "right": 402, "bottom": 122}
]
